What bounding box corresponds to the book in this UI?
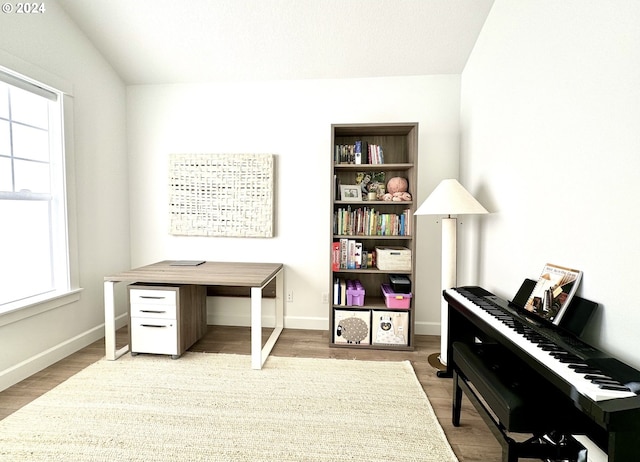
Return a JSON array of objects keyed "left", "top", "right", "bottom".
[
  {"left": 347, "top": 240, "right": 356, "bottom": 269},
  {"left": 354, "top": 242, "right": 363, "bottom": 269},
  {"left": 524, "top": 263, "right": 582, "bottom": 324},
  {"left": 340, "top": 238, "right": 348, "bottom": 269},
  {"left": 169, "top": 260, "right": 205, "bottom": 266},
  {"left": 332, "top": 242, "right": 340, "bottom": 271}
]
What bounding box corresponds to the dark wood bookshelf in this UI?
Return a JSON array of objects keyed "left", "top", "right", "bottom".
[{"left": 329, "top": 122, "right": 418, "bottom": 351}]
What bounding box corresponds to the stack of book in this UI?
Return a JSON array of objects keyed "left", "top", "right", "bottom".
[
  {"left": 332, "top": 239, "right": 375, "bottom": 270},
  {"left": 334, "top": 141, "right": 384, "bottom": 165},
  {"left": 367, "top": 143, "right": 384, "bottom": 164},
  {"left": 334, "top": 206, "right": 412, "bottom": 236},
  {"left": 335, "top": 144, "right": 356, "bottom": 164},
  {"left": 333, "top": 278, "right": 365, "bottom": 306}
]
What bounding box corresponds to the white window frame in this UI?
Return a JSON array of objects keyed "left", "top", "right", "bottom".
[{"left": 0, "top": 56, "right": 81, "bottom": 326}]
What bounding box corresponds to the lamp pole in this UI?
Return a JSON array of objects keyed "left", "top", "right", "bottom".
[
  {"left": 439, "top": 216, "right": 457, "bottom": 369},
  {"left": 414, "top": 179, "right": 488, "bottom": 376}
]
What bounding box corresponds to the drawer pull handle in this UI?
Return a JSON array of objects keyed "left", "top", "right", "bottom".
[
  {"left": 140, "top": 310, "right": 166, "bottom": 314},
  {"left": 140, "top": 324, "right": 168, "bottom": 328},
  {"left": 140, "top": 296, "right": 166, "bottom": 300}
]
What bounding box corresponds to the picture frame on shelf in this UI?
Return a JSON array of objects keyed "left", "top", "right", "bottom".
[{"left": 340, "top": 184, "right": 362, "bottom": 202}]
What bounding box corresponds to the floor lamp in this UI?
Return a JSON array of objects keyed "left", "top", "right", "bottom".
[{"left": 414, "top": 179, "right": 488, "bottom": 374}]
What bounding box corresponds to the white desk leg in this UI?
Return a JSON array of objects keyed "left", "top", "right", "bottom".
[
  {"left": 251, "top": 267, "right": 284, "bottom": 370},
  {"left": 251, "top": 285, "right": 263, "bottom": 369},
  {"left": 104, "top": 280, "right": 129, "bottom": 360},
  {"left": 274, "top": 268, "right": 284, "bottom": 331}
]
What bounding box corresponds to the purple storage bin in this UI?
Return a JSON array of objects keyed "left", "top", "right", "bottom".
[{"left": 346, "top": 280, "right": 365, "bottom": 306}]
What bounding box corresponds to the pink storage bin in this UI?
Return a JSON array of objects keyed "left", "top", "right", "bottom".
[
  {"left": 346, "top": 280, "right": 365, "bottom": 306},
  {"left": 381, "top": 283, "right": 412, "bottom": 309}
]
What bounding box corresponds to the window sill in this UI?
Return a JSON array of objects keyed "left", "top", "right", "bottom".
[{"left": 0, "top": 289, "right": 83, "bottom": 327}]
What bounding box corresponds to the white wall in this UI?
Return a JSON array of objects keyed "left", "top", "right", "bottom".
[
  {"left": 460, "top": 0, "right": 640, "bottom": 369},
  {"left": 127, "top": 76, "right": 461, "bottom": 334},
  {"left": 0, "top": 1, "right": 129, "bottom": 389}
]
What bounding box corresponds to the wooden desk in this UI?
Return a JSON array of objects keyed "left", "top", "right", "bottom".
[{"left": 104, "top": 261, "right": 284, "bottom": 369}]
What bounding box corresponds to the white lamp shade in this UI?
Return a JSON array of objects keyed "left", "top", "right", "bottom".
[{"left": 414, "top": 179, "right": 488, "bottom": 216}]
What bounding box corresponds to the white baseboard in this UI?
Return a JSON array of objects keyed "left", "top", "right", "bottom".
[
  {"left": 414, "top": 321, "right": 441, "bottom": 336},
  {"left": 207, "top": 312, "right": 328, "bottom": 331},
  {"left": 206, "top": 297, "right": 330, "bottom": 330},
  {"left": 0, "top": 313, "right": 129, "bottom": 392},
  {"left": 206, "top": 297, "right": 442, "bottom": 335}
]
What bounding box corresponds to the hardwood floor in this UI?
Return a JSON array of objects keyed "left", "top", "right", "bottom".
[{"left": 0, "top": 326, "right": 505, "bottom": 461}]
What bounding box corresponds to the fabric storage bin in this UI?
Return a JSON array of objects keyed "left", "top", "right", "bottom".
[
  {"left": 333, "top": 310, "right": 371, "bottom": 345},
  {"left": 375, "top": 246, "right": 411, "bottom": 271},
  {"left": 372, "top": 310, "right": 409, "bottom": 346},
  {"left": 381, "top": 283, "right": 412, "bottom": 309}
]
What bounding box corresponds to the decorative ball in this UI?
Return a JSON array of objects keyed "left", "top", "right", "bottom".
[{"left": 387, "top": 177, "right": 408, "bottom": 194}]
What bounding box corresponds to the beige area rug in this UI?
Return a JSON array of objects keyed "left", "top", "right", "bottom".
[{"left": 0, "top": 353, "right": 458, "bottom": 462}]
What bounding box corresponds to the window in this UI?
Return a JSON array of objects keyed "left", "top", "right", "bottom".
[{"left": 0, "top": 68, "right": 69, "bottom": 311}]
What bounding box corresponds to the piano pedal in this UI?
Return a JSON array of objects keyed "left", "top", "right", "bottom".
[
  {"left": 533, "top": 431, "right": 588, "bottom": 462},
  {"left": 541, "top": 431, "right": 569, "bottom": 445}
]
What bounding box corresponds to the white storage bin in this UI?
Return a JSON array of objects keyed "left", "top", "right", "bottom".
[{"left": 375, "top": 246, "right": 411, "bottom": 271}]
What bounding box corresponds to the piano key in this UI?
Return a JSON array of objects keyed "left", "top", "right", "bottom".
[
  {"left": 591, "top": 378, "right": 626, "bottom": 386},
  {"left": 446, "top": 288, "right": 637, "bottom": 402},
  {"left": 584, "top": 374, "right": 613, "bottom": 381},
  {"left": 556, "top": 356, "right": 582, "bottom": 363},
  {"left": 600, "top": 384, "right": 632, "bottom": 391},
  {"left": 572, "top": 366, "right": 603, "bottom": 374}
]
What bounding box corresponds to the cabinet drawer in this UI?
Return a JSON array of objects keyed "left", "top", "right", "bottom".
[
  {"left": 129, "top": 288, "right": 177, "bottom": 305},
  {"left": 130, "top": 303, "right": 177, "bottom": 319},
  {"left": 130, "top": 317, "right": 178, "bottom": 355}
]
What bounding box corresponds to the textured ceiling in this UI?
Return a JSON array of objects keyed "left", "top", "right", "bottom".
[{"left": 57, "top": 0, "right": 494, "bottom": 85}]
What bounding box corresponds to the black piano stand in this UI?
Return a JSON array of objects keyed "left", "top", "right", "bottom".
[{"left": 452, "top": 341, "right": 588, "bottom": 462}]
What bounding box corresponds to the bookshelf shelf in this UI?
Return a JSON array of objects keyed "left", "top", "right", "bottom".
[
  {"left": 334, "top": 163, "right": 414, "bottom": 171},
  {"left": 333, "top": 235, "right": 412, "bottom": 240},
  {"left": 329, "top": 123, "right": 418, "bottom": 350},
  {"left": 334, "top": 200, "right": 414, "bottom": 206},
  {"left": 334, "top": 268, "right": 412, "bottom": 274}
]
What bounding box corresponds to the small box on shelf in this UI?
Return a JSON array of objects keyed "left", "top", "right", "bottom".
[
  {"left": 388, "top": 274, "right": 411, "bottom": 294},
  {"left": 381, "top": 283, "right": 412, "bottom": 309}
]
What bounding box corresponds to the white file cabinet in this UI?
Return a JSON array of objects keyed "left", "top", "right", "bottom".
[{"left": 129, "top": 284, "right": 206, "bottom": 359}]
